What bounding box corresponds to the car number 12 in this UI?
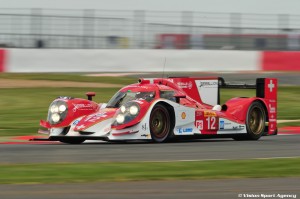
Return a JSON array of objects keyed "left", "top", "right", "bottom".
[{"left": 206, "top": 117, "right": 217, "bottom": 130}]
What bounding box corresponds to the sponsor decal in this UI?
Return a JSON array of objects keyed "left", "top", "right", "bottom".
[
  {"left": 232, "top": 125, "right": 245, "bottom": 130},
  {"left": 198, "top": 81, "right": 218, "bottom": 88},
  {"left": 84, "top": 112, "right": 107, "bottom": 122},
  {"left": 141, "top": 134, "right": 150, "bottom": 138},
  {"left": 239, "top": 125, "right": 245, "bottom": 129},
  {"left": 196, "top": 111, "right": 203, "bottom": 117},
  {"left": 72, "top": 103, "right": 94, "bottom": 112},
  {"left": 268, "top": 79, "right": 275, "bottom": 92},
  {"left": 177, "top": 81, "right": 193, "bottom": 89},
  {"left": 195, "top": 80, "right": 219, "bottom": 106},
  {"left": 134, "top": 100, "right": 144, "bottom": 105},
  {"left": 73, "top": 120, "right": 80, "bottom": 125},
  {"left": 204, "top": 111, "right": 217, "bottom": 117},
  {"left": 219, "top": 120, "right": 244, "bottom": 130},
  {"left": 195, "top": 120, "right": 203, "bottom": 130},
  {"left": 181, "top": 112, "right": 186, "bottom": 119},
  {"left": 220, "top": 120, "right": 224, "bottom": 129},
  {"left": 269, "top": 104, "right": 276, "bottom": 113},
  {"left": 76, "top": 124, "right": 86, "bottom": 130},
  {"left": 176, "top": 128, "right": 193, "bottom": 134},
  {"left": 142, "top": 123, "right": 147, "bottom": 131}
]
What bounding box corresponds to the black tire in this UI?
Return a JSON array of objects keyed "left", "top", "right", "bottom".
[
  {"left": 59, "top": 138, "right": 85, "bottom": 144},
  {"left": 233, "top": 101, "right": 266, "bottom": 141},
  {"left": 149, "top": 104, "right": 171, "bottom": 143},
  {"left": 246, "top": 101, "right": 266, "bottom": 140}
]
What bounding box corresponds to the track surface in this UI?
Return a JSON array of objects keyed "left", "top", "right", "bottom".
[
  {"left": 0, "top": 135, "right": 299, "bottom": 164},
  {"left": 1, "top": 178, "right": 299, "bottom": 199},
  {"left": 1, "top": 132, "right": 299, "bottom": 199}
]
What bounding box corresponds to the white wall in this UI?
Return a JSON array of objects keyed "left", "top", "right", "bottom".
[{"left": 6, "top": 49, "right": 260, "bottom": 72}]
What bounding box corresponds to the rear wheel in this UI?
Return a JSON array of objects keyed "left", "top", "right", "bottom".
[
  {"left": 149, "top": 104, "right": 171, "bottom": 143},
  {"left": 233, "top": 101, "right": 266, "bottom": 141}
]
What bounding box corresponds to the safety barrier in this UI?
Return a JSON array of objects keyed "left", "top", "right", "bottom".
[{"left": 0, "top": 49, "right": 299, "bottom": 72}]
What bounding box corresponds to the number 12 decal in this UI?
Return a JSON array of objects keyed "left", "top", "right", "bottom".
[{"left": 206, "top": 117, "right": 218, "bottom": 130}]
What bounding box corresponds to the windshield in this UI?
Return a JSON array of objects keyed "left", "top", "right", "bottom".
[{"left": 106, "top": 91, "right": 155, "bottom": 108}]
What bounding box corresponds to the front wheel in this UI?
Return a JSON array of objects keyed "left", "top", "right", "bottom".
[{"left": 149, "top": 104, "right": 171, "bottom": 143}]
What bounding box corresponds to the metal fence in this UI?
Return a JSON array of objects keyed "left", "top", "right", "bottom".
[{"left": 1, "top": 8, "right": 300, "bottom": 50}]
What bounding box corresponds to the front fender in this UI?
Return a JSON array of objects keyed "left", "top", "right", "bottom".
[{"left": 43, "top": 97, "right": 100, "bottom": 128}]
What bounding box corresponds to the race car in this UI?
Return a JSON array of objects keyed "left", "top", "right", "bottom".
[{"left": 35, "top": 76, "right": 277, "bottom": 144}]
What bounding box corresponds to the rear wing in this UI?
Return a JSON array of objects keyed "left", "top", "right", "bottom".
[
  {"left": 218, "top": 77, "right": 277, "bottom": 104},
  {"left": 168, "top": 77, "right": 277, "bottom": 106}
]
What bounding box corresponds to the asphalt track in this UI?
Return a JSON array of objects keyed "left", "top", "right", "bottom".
[
  {"left": 0, "top": 134, "right": 299, "bottom": 164},
  {"left": 0, "top": 178, "right": 299, "bottom": 199},
  {"left": 1, "top": 130, "right": 299, "bottom": 199}
]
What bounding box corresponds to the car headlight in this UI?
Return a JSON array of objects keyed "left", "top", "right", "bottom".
[
  {"left": 48, "top": 100, "right": 68, "bottom": 125},
  {"left": 51, "top": 113, "right": 60, "bottom": 123},
  {"left": 114, "top": 102, "right": 140, "bottom": 126},
  {"left": 120, "top": 105, "right": 126, "bottom": 113},
  {"left": 116, "top": 114, "right": 125, "bottom": 124},
  {"left": 50, "top": 105, "right": 59, "bottom": 113},
  {"left": 129, "top": 105, "right": 139, "bottom": 115},
  {"left": 59, "top": 104, "right": 67, "bottom": 112}
]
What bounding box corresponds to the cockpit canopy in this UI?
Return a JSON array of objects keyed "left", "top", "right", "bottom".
[{"left": 106, "top": 91, "right": 155, "bottom": 108}]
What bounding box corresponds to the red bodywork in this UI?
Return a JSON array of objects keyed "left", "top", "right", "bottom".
[{"left": 40, "top": 98, "right": 99, "bottom": 128}]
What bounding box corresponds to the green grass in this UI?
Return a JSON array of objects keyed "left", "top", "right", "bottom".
[
  {"left": 0, "top": 87, "right": 120, "bottom": 136},
  {"left": 0, "top": 74, "right": 300, "bottom": 136},
  {"left": 278, "top": 121, "right": 300, "bottom": 128},
  {"left": 0, "top": 158, "right": 299, "bottom": 184}
]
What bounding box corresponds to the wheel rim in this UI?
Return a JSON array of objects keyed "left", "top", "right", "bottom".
[
  {"left": 150, "top": 107, "right": 170, "bottom": 139},
  {"left": 249, "top": 107, "right": 264, "bottom": 135}
]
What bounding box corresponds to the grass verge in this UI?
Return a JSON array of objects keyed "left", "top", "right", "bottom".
[
  {"left": 0, "top": 158, "right": 299, "bottom": 184},
  {"left": 0, "top": 87, "right": 119, "bottom": 136}
]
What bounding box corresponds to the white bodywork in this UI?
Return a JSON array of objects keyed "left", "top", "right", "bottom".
[{"left": 48, "top": 99, "right": 247, "bottom": 141}]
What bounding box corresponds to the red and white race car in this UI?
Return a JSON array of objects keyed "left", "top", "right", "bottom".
[{"left": 36, "top": 77, "right": 277, "bottom": 144}]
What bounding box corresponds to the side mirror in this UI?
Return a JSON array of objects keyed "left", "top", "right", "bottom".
[{"left": 86, "top": 92, "right": 96, "bottom": 101}]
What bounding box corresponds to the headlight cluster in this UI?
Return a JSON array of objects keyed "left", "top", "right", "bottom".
[
  {"left": 47, "top": 101, "right": 68, "bottom": 125},
  {"left": 114, "top": 102, "right": 140, "bottom": 125}
]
